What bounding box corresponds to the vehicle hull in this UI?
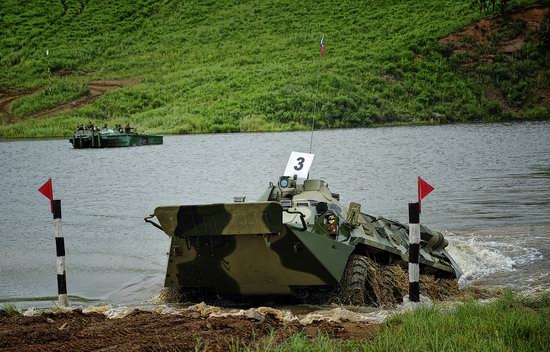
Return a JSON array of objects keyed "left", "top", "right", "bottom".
[
  {"left": 164, "top": 226, "right": 352, "bottom": 295},
  {"left": 70, "top": 132, "right": 163, "bottom": 149}
]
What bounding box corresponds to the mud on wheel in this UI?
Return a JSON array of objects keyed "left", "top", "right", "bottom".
[{"left": 340, "top": 254, "right": 376, "bottom": 306}]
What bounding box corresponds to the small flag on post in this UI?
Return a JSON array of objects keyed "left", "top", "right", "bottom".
[
  {"left": 417, "top": 176, "right": 434, "bottom": 213},
  {"left": 38, "top": 178, "right": 69, "bottom": 307},
  {"left": 320, "top": 35, "right": 325, "bottom": 56},
  {"left": 39, "top": 178, "right": 54, "bottom": 212}
]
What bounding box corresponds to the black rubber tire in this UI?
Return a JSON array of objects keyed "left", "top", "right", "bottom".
[{"left": 340, "top": 254, "right": 370, "bottom": 305}]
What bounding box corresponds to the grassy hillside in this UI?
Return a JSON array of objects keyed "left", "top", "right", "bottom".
[{"left": 0, "top": 0, "right": 548, "bottom": 138}]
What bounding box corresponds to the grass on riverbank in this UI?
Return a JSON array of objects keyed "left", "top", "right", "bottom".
[
  {"left": 0, "top": 303, "right": 21, "bottom": 316},
  {"left": 1, "top": 0, "right": 548, "bottom": 138},
  {"left": 238, "top": 292, "right": 550, "bottom": 352}
]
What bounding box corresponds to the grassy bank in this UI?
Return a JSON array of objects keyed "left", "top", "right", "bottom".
[
  {"left": 239, "top": 292, "right": 550, "bottom": 351},
  {"left": 1, "top": 0, "right": 549, "bottom": 138}
]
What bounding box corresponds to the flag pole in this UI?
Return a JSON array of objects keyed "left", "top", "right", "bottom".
[
  {"left": 418, "top": 176, "right": 421, "bottom": 213},
  {"left": 38, "top": 179, "right": 69, "bottom": 307},
  {"left": 408, "top": 177, "right": 434, "bottom": 303},
  {"left": 52, "top": 199, "right": 69, "bottom": 307},
  {"left": 408, "top": 202, "right": 420, "bottom": 302}
]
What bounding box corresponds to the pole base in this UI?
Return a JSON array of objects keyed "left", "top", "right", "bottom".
[{"left": 57, "top": 294, "right": 69, "bottom": 307}]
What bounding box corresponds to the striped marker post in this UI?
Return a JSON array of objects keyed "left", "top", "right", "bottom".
[
  {"left": 52, "top": 199, "right": 69, "bottom": 307},
  {"left": 408, "top": 202, "right": 420, "bottom": 302}
]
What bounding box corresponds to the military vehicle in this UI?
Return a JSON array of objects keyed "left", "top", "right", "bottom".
[
  {"left": 70, "top": 127, "right": 163, "bottom": 149},
  {"left": 146, "top": 176, "right": 461, "bottom": 305}
]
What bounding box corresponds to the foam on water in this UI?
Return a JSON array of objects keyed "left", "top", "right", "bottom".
[
  {"left": 18, "top": 301, "right": 403, "bottom": 324},
  {"left": 444, "top": 230, "right": 544, "bottom": 287}
]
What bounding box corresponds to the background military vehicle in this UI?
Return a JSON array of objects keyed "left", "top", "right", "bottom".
[
  {"left": 146, "top": 176, "right": 462, "bottom": 305},
  {"left": 70, "top": 127, "right": 163, "bottom": 149}
]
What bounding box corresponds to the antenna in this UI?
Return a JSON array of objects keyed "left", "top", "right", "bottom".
[
  {"left": 309, "top": 111, "right": 315, "bottom": 153},
  {"left": 310, "top": 34, "right": 324, "bottom": 153}
]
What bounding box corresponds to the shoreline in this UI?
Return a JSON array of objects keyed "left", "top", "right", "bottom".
[
  {"left": 1, "top": 118, "right": 549, "bottom": 141},
  {"left": 1, "top": 291, "right": 548, "bottom": 351}
]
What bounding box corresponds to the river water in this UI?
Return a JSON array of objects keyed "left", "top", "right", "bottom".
[{"left": 1, "top": 122, "right": 549, "bottom": 308}]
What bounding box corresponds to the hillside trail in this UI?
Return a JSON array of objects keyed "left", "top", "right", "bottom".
[
  {"left": 0, "top": 79, "right": 139, "bottom": 120},
  {"left": 0, "top": 88, "right": 40, "bottom": 115}
]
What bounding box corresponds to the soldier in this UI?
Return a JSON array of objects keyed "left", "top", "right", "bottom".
[
  {"left": 315, "top": 202, "right": 339, "bottom": 238},
  {"left": 324, "top": 212, "right": 339, "bottom": 238},
  {"left": 326, "top": 213, "right": 338, "bottom": 233},
  {"left": 125, "top": 123, "right": 131, "bottom": 133}
]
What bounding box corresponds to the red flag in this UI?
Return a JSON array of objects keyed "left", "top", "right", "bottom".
[
  {"left": 39, "top": 179, "right": 54, "bottom": 213},
  {"left": 418, "top": 176, "right": 434, "bottom": 212},
  {"left": 320, "top": 35, "right": 325, "bottom": 56},
  {"left": 38, "top": 178, "right": 54, "bottom": 200}
]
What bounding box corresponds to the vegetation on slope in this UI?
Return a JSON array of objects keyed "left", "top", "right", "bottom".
[{"left": 0, "top": 0, "right": 548, "bottom": 138}]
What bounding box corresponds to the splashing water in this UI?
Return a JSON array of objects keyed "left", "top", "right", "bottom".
[{"left": 444, "top": 228, "right": 546, "bottom": 290}]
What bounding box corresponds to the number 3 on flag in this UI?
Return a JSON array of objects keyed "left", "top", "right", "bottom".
[{"left": 284, "top": 152, "right": 314, "bottom": 179}]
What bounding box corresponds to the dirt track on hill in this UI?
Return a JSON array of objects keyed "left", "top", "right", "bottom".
[
  {"left": 0, "top": 79, "right": 139, "bottom": 120},
  {"left": 32, "top": 79, "right": 139, "bottom": 118},
  {"left": 0, "top": 88, "right": 40, "bottom": 116},
  {"left": 0, "top": 309, "right": 377, "bottom": 351}
]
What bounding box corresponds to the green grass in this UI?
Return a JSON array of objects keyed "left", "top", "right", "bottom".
[
  {"left": 236, "top": 292, "right": 550, "bottom": 352},
  {"left": 7, "top": 78, "right": 89, "bottom": 117},
  {"left": 0, "top": 303, "right": 21, "bottom": 316},
  {"left": 0, "top": 0, "right": 548, "bottom": 138}
]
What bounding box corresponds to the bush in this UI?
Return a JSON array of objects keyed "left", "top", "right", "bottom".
[
  {"left": 524, "top": 106, "right": 550, "bottom": 120},
  {"left": 539, "top": 11, "right": 550, "bottom": 50}
]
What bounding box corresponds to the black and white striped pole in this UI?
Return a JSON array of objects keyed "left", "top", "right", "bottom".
[
  {"left": 39, "top": 178, "right": 69, "bottom": 307},
  {"left": 408, "top": 202, "right": 420, "bottom": 302},
  {"left": 408, "top": 176, "right": 435, "bottom": 303},
  {"left": 52, "top": 199, "right": 69, "bottom": 307}
]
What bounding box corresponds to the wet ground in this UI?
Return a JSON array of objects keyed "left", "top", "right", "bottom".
[
  {"left": 0, "top": 269, "right": 481, "bottom": 352},
  {"left": 0, "top": 280, "right": 496, "bottom": 352},
  {"left": 0, "top": 307, "right": 377, "bottom": 352}
]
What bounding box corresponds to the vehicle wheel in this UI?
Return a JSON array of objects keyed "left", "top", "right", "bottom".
[{"left": 340, "top": 254, "right": 371, "bottom": 305}]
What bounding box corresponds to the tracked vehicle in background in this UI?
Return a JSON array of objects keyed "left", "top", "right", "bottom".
[
  {"left": 70, "top": 128, "right": 163, "bottom": 149},
  {"left": 146, "top": 174, "right": 462, "bottom": 305}
]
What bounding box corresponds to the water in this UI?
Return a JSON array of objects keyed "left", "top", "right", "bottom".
[{"left": 1, "top": 122, "right": 549, "bottom": 307}]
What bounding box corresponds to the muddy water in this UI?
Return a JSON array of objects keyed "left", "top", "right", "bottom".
[{"left": 0, "top": 122, "right": 549, "bottom": 310}]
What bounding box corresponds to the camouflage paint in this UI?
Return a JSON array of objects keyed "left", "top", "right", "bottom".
[{"left": 148, "top": 178, "right": 462, "bottom": 297}]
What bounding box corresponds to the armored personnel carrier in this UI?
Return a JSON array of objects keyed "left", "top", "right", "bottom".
[{"left": 146, "top": 176, "right": 461, "bottom": 305}]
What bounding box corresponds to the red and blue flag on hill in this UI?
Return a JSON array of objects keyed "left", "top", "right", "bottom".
[{"left": 320, "top": 35, "right": 325, "bottom": 56}]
